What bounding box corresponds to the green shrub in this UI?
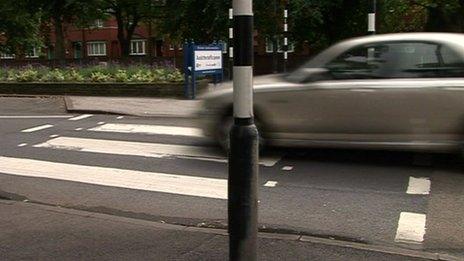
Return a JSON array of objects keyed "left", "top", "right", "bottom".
[
  {"left": 114, "top": 69, "right": 129, "bottom": 82},
  {"left": 129, "top": 69, "right": 154, "bottom": 82},
  {"left": 41, "top": 69, "right": 65, "bottom": 82},
  {"left": 0, "top": 65, "right": 184, "bottom": 83},
  {"left": 89, "top": 71, "right": 112, "bottom": 82},
  {"left": 64, "top": 69, "right": 84, "bottom": 82},
  {"left": 14, "top": 68, "right": 39, "bottom": 82}
]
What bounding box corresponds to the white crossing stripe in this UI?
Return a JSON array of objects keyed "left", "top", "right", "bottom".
[
  {"left": 89, "top": 123, "right": 205, "bottom": 137},
  {"left": 0, "top": 115, "right": 72, "bottom": 119},
  {"left": 0, "top": 156, "right": 227, "bottom": 199},
  {"left": 21, "top": 124, "right": 54, "bottom": 133},
  {"left": 395, "top": 212, "right": 427, "bottom": 244},
  {"left": 68, "top": 114, "right": 93, "bottom": 121},
  {"left": 264, "top": 181, "right": 278, "bottom": 187},
  {"left": 407, "top": 177, "right": 431, "bottom": 195},
  {"left": 33, "top": 137, "right": 281, "bottom": 167}
]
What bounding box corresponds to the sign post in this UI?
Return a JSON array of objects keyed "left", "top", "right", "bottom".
[
  {"left": 229, "top": 0, "right": 258, "bottom": 260},
  {"left": 183, "top": 43, "right": 224, "bottom": 99}
]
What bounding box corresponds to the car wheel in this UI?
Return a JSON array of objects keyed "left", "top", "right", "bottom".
[{"left": 215, "top": 114, "right": 265, "bottom": 153}]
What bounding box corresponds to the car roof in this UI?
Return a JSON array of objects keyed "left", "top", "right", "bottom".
[
  {"left": 303, "top": 33, "right": 464, "bottom": 68},
  {"left": 342, "top": 32, "right": 464, "bottom": 48}
]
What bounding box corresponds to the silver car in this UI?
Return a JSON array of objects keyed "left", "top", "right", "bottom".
[{"left": 199, "top": 33, "right": 464, "bottom": 153}]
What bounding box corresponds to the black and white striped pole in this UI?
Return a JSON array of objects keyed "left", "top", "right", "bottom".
[
  {"left": 229, "top": 8, "right": 234, "bottom": 80},
  {"left": 283, "top": 2, "right": 289, "bottom": 73},
  {"left": 368, "top": 0, "right": 376, "bottom": 35},
  {"left": 229, "top": 0, "right": 258, "bottom": 260}
]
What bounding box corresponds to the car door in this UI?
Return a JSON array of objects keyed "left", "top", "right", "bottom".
[{"left": 259, "top": 41, "right": 464, "bottom": 147}]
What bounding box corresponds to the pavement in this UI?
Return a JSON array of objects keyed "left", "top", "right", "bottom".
[
  {"left": 64, "top": 96, "right": 202, "bottom": 117},
  {"left": 0, "top": 199, "right": 446, "bottom": 261}
]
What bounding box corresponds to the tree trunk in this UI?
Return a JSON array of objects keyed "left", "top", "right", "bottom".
[{"left": 54, "top": 17, "right": 66, "bottom": 66}]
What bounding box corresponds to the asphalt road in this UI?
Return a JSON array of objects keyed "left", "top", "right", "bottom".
[{"left": 0, "top": 97, "right": 463, "bottom": 259}]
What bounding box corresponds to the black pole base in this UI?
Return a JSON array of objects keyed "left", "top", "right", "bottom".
[{"left": 228, "top": 117, "right": 259, "bottom": 261}]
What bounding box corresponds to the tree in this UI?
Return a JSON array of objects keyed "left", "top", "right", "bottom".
[
  {"left": 32, "top": 0, "right": 102, "bottom": 64},
  {"left": 101, "top": 0, "right": 164, "bottom": 60},
  {"left": 160, "top": 0, "right": 229, "bottom": 44},
  {"left": 0, "top": 0, "right": 41, "bottom": 55},
  {"left": 411, "top": 0, "right": 464, "bottom": 32}
]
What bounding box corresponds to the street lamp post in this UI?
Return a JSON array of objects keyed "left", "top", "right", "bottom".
[
  {"left": 368, "top": 0, "right": 376, "bottom": 35},
  {"left": 229, "top": 0, "right": 259, "bottom": 260}
]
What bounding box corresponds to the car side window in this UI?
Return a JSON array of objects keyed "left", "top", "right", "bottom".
[
  {"left": 326, "top": 41, "right": 464, "bottom": 79},
  {"left": 325, "top": 44, "right": 389, "bottom": 79},
  {"left": 439, "top": 45, "right": 464, "bottom": 77}
]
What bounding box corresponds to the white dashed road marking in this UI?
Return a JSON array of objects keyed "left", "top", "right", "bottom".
[
  {"left": 97, "top": 122, "right": 105, "bottom": 125},
  {"left": 75, "top": 128, "right": 83, "bottom": 131},
  {"left": 0, "top": 156, "right": 227, "bottom": 199},
  {"left": 21, "top": 124, "right": 54, "bottom": 133},
  {"left": 34, "top": 136, "right": 281, "bottom": 167},
  {"left": 17, "top": 143, "right": 28, "bottom": 147},
  {"left": 407, "top": 177, "right": 431, "bottom": 195},
  {"left": 264, "top": 181, "right": 278, "bottom": 187},
  {"left": 395, "top": 212, "right": 427, "bottom": 244},
  {"left": 117, "top": 116, "right": 124, "bottom": 120},
  {"left": 282, "top": 166, "right": 293, "bottom": 171},
  {"left": 68, "top": 114, "right": 93, "bottom": 121},
  {"left": 49, "top": 134, "right": 59, "bottom": 138}
]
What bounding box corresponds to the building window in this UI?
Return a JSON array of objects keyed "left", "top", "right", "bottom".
[
  {"left": 130, "top": 40, "right": 146, "bottom": 55},
  {"left": 87, "top": 41, "right": 107, "bottom": 56},
  {"left": 265, "top": 37, "right": 295, "bottom": 53},
  {"left": 0, "top": 53, "right": 14, "bottom": 59},
  {"left": 93, "top": 19, "right": 104, "bottom": 28},
  {"left": 25, "top": 47, "right": 39, "bottom": 58}
]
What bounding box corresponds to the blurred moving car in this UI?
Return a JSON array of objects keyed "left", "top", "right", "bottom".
[{"left": 198, "top": 33, "right": 464, "bottom": 153}]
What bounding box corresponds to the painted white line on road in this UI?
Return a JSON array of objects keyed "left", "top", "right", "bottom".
[
  {"left": 21, "top": 124, "right": 54, "bottom": 133},
  {"left": 75, "top": 128, "right": 83, "bottom": 131},
  {"left": 34, "top": 137, "right": 281, "bottom": 167},
  {"left": 117, "top": 116, "right": 124, "bottom": 120},
  {"left": 68, "top": 114, "right": 93, "bottom": 121},
  {"left": 0, "top": 115, "right": 72, "bottom": 119},
  {"left": 282, "top": 166, "right": 293, "bottom": 171},
  {"left": 89, "top": 123, "right": 205, "bottom": 137},
  {"left": 264, "top": 181, "right": 278, "bottom": 187},
  {"left": 97, "top": 122, "right": 105, "bottom": 125},
  {"left": 50, "top": 134, "right": 59, "bottom": 138},
  {"left": 407, "top": 177, "right": 431, "bottom": 195},
  {"left": 0, "top": 156, "right": 227, "bottom": 199},
  {"left": 17, "top": 143, "right": 28, "bottom": 147},
  {"left": 395, "top": 212, "right": 426, "bottom": 244}
]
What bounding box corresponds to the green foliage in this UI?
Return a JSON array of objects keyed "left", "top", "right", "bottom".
[
  {"left": 12, "top": 68, "right": 40, "bottom": 82},
  {"left": 41, "top": 69, "right": 65, "bottom": 82},
  {"left": 89, "top": 71, "right": 112, "bottom": 82},
  {"left": 0, "top": 66, "right": 183, "bottom": 83},
  {"left": 114, "top": 70, "right": 129, "bottom": 82},
  {"left": 0, "top": 0, "right": 42, "bottom": 54},
  {"left": 65, "top": 69, "right": 85, "bottom": 82}
]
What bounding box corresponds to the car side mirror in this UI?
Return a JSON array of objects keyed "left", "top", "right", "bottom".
[{"left": 301, "top": 68, "right": 331, "bottom": 83}]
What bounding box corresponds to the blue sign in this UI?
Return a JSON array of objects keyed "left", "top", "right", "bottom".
[{"left": 184, "top": 43, "right": 224, "bottom": 99}]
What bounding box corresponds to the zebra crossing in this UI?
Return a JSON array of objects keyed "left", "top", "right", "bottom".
[{"left": 3, "top": 118, "right": 283, "bottom": 200}]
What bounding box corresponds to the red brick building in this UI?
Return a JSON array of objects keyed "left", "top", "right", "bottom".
[{"left": 1, "top": 18, "right": 311, "bottom": 73}]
